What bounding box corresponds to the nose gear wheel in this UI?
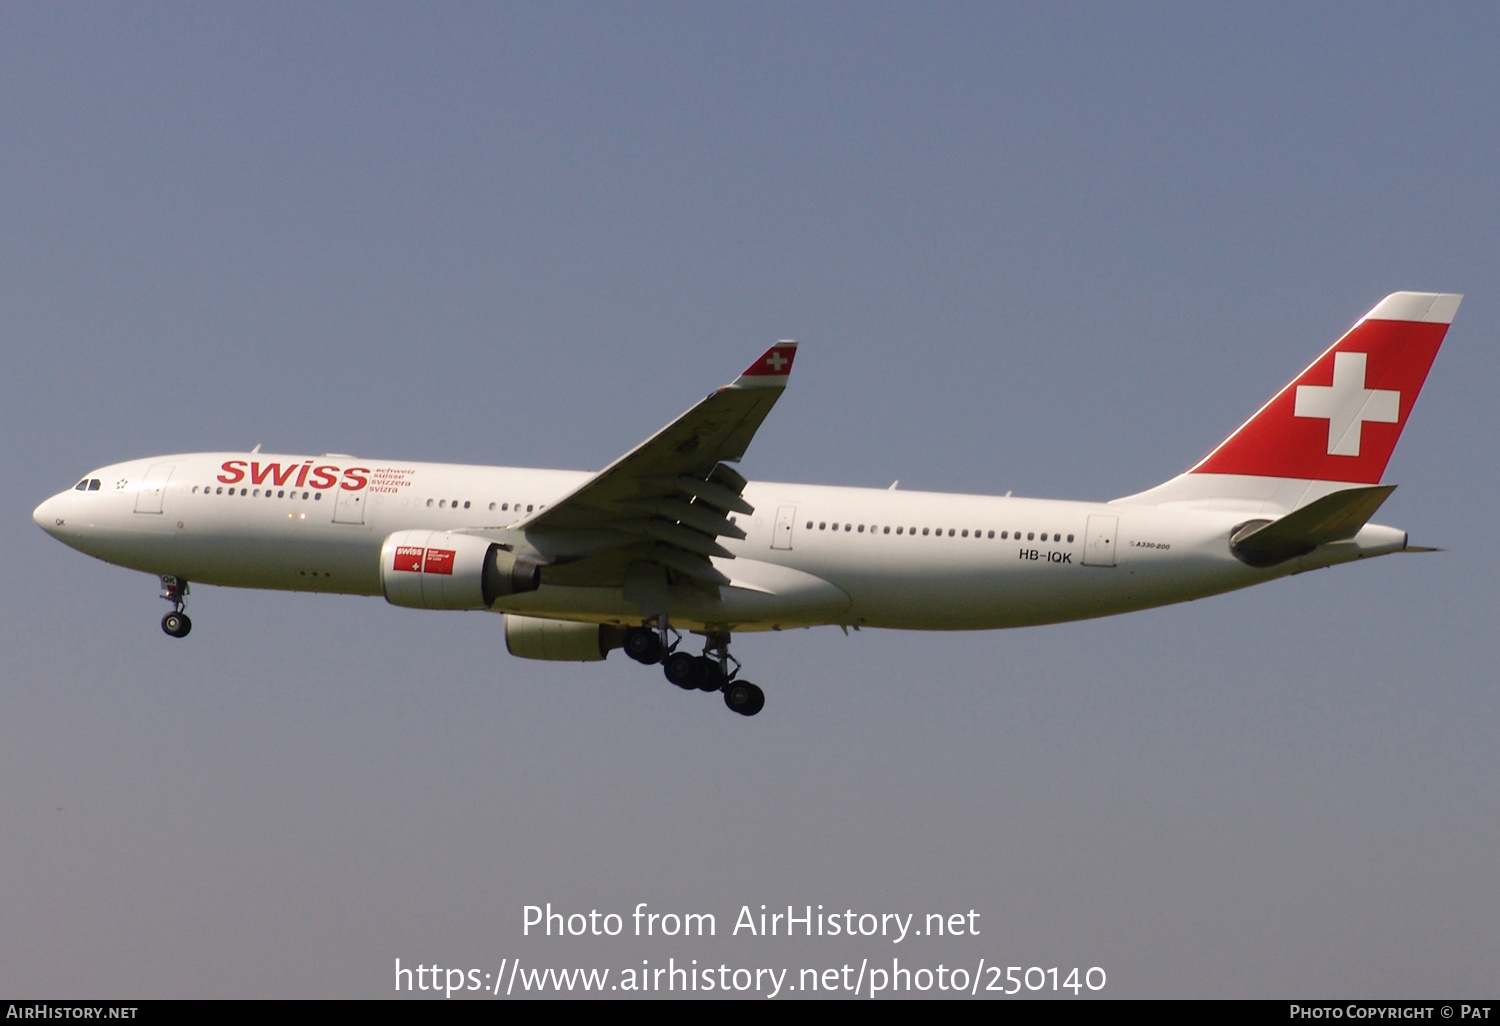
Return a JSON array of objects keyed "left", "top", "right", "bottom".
[{"left": 159, "top": 575, "right": 192, "bottom": 639}]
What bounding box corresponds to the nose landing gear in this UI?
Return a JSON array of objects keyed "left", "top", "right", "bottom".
[{"left": 160, "top": 575, "right": 192, "bottom": 638}]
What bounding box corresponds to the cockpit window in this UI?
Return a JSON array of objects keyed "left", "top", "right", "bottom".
[
  {"left": 88, "top": 479, "right": 101, "bottom": 491},
  {"left": 75, "top": 479, "right": 89, "bottom": 491}
]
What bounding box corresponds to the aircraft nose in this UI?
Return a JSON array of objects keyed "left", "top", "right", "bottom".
[{"left": 33, "top": 494, "right": 64, "bottom": 536}]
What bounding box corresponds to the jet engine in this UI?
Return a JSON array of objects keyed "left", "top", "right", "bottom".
[
  {"left": 380, "top": 530, "right": 540, "bottom": 610},
  {"left": 504, "top": 615, "right": 625, "bottom": 661}
]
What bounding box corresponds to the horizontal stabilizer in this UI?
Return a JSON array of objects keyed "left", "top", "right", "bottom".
[{"left": 1230, "top": 485, "right": 1396, "bottom": 567}]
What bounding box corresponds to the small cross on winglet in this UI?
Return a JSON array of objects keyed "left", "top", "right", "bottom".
[{"left": 733, "top": 340, "right": 798, "bottom": 388}]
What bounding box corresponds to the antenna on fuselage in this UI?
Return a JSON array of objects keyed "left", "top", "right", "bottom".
[{"left": 250, "top": 443, "right": 262, "bottom": 453}]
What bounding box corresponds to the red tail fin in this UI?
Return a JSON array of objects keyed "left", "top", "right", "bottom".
[{"left": 1188, "top": 292, "right": 1460, "bottom": 485}]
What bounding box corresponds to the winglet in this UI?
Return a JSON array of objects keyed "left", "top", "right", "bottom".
[{"left": 731, "top": 340, "right": 798, "bottom": 389}]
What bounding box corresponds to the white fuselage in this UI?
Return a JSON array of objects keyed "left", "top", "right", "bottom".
[{"left": 33, "top": 451, "right": 1408, "bottom": 633}]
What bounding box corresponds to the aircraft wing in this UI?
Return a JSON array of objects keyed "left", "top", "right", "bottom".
[{"left": 510, "top": 341, "right": 799, "bottom": 587}]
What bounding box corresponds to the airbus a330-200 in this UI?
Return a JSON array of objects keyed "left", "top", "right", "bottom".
[{"left": 34, "top": 292, "right": 1461, "bottom": 716}]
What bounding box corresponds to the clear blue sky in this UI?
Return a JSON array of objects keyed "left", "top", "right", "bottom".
[{"left": 3, "top": 3, "right": 1497, "bottom": 997}]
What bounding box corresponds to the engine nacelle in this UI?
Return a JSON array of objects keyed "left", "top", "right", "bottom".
[
  {"left": 504, "top": 615, "right": 625, "bottom": 662},
  {"left": 380, "top": 530, "right": 540, "bottom": 610}
]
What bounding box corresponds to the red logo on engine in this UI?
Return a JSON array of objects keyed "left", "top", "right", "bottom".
[
  {"left": 393, "top": 546, "right": 425, "bottom": 572},
  {"left": 422, "top": 548, "right": 456, "bottom": 575}
]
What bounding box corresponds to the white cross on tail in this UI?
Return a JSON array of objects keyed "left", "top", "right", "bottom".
[{"left": 1294, "top": 351, "right": 1400, "bottom": 457}]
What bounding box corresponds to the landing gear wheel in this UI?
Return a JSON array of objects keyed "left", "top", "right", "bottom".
[
  {"left": 694, "top": 656, "right": 726, "bottom": 692},
  {"left": 663, "top": 651, "right": 700, "bottom": 689},
  {"left": 723, "top": 681, "right": 764, "bottom": 716},
  {"left": 623, "top": 627, "right": 663, "bottom": 665},
  {"left": 161, "top": 612, "right": 192, "bottom": 638}
]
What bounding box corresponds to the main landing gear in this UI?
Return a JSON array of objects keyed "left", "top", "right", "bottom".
[
  {"left": 620, "top": 622, "right": 765, "bottom": 717},
  {"left": 160, "top": 575, "right": 192, "bottom": 638}
]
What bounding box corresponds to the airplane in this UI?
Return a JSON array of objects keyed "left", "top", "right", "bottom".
[{"left": 33, "top": 291, "right": 1461, "bottom": 717}]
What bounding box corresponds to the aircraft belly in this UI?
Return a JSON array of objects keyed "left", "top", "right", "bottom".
[
  {"left": 706, "top": 559, "right": 851, "bottom": 628},
  {"left": 823, "top": 541, "right": 1269, "bottom": 630},
  {"left": 60, "top": 516, "right": 384, "bottom": 595},
  {"left": 175, "top": 533, "right": 382, "bottom": 594},
  {"left": 494, "top": 558, "right": 850, "bottom": 631}
]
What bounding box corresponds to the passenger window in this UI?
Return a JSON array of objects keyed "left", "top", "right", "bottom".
[
  {"left": 489, "top": 502, "right": 497, "bottom": 511},
  {"left": 192, "top": 486, "right": 199, "bottom": 494},
  {"left": 253, "top": 489, "right": 260, "bottom": 497},
  {"left": 922, "top": 528, "right": 929, "bottom": 536},
  {"left": 1027, "top": 532, "right": 1034, "bottom": 540},
  {"left": 426, "top": 499, "right": 434, "bottom": 507},
  {"left": 858, "top": 525, "right": 865, "bottom": 533},
  {"left": 806, "top": 521, "right": 813, "bottom": 529},
  {"left": 277, "top": 490, "right": 285, "bottom": 498},
  {"left": 844, "top": 523, "right": 851, "bottom": 532},
  {"left": 883, "top": 526, "right": 890, "bottom": 534},
  {"left": 896, "top": 526, "right": 903, "bottom": 534},
  {"left": 313, "top": 492, "right": 320, "bottom": 500},
  {"left": 1067, "top": 534, "right": 1074, "bottom": 543},
  {"left": 1054, "top": 533, "right": 1061, "bottom": 542},
  {"left": 948, "top": 529, "right": 955, "bottom": 537},
  {"left": 819, "top": 522, "right": 826, "bottom": 530},
  {"left": 987, "top": 530, "right": 994, "bottom": 538},
  {"left": 527, "top": 505, "right": 534, "bottom": 512}
]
